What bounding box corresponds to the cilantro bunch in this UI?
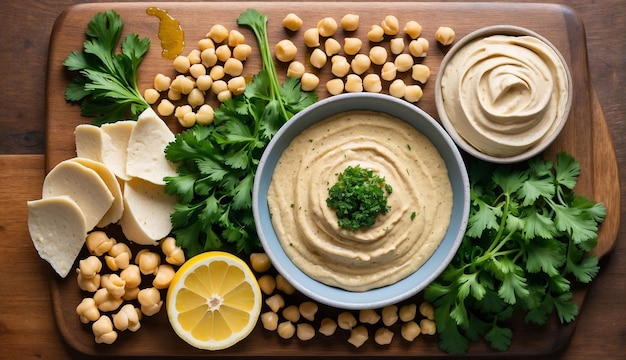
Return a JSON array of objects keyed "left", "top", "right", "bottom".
[
  {"left": 424, "top": 152, "right": 606, "bottom": 354},
  {"left": 326, "top": 165, "right": 392, "bottom": 231},
  {"left": 164, "top": 9, "right": 317, "bottom": 257},
  {"left": 63, "top": 10, "right": 150, "bottom": 125}
]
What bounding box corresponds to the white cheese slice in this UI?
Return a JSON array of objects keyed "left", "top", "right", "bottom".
[
  {"left": 69, "top": 157, "right": 124, "bottom": 227},
  {"left": 119, "top": 178, "right": 177, "bottom": 245},
  {"left": 42, "top": 159, "right": 114, "bottom": 230},
  {"left": 27, "top": 195, "right": 88, "bottom": 278},
  {"left": 75, "top": 124, "right": 106, "bottom": 162},
  {"left": 126, "top": 108, "right": 178, "bottom": 185},
  {"left": 101, "top": 120, "right": 136, "bottom": 181}
]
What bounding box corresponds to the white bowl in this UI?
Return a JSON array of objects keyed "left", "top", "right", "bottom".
[
  {"left": 252, "top": 93, "right": 470, "bottom": 310},
  {"left": 435, "top": 25, "right": 573, "bottom": 164}
]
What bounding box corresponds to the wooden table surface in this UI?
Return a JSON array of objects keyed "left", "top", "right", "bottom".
[{"left": 1, "top": 0, "right": 624, "bottom": 359}]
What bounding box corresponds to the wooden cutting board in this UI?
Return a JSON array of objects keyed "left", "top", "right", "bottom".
[{"left": 45, "top": 2, "right": 620, "bottom": 357}]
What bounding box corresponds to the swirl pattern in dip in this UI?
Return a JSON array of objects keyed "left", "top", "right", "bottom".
[
  {"left": 440, "top": 34, "right": 570, "bottom": 157},
  {"left": 267, "top": 111, "right": 453, "bottom": 292}
]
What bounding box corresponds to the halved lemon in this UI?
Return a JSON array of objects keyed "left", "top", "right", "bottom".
[{"left": 166, "top": 251, "right": 262, "bottom": 350}]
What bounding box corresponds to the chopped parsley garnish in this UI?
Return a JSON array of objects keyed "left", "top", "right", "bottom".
[
  {"left": 326, "top": 165, "right": 392, "bottom": 231},
  {"left": 424, "top": 152, "right": 606, "bottom": 354}
]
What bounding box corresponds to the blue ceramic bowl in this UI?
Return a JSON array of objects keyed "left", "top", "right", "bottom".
[{"left": 253, "top": 93, "right": 470, "bottom": 310}]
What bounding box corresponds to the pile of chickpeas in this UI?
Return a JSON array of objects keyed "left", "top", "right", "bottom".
[
  {"left": 74, "top": 232, "right": 185, "bottom": 344},
  {"left": 249, "top": 252, "right": 437, "bottom": 347}
]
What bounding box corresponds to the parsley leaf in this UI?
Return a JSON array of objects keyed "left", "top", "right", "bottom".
[
  {"left": 63, "top": 10, "right": 150, "bottom": 125},
  {"left": 425, "top": 152, "right": 606, "bottom": 354}
]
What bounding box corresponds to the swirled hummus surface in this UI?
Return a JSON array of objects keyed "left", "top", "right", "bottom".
[
  {"left": 440, "top": 34, "right": 570, "bottom": 157},
  {"left": 267, "top": 111, "right": 453, "bottom": 291}
]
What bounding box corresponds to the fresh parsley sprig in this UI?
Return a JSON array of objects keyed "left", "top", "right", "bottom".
[
  {"left": 164, "top": 9, "right": 317, "bottom": 257},
  {"left": 424, "top": 152, "right": 606, "bottom": 354},
  {"left": 63, "top": 10, "right": 150, "bottom": 125}
]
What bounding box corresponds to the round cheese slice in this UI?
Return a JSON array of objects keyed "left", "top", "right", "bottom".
[
  {"left": 101, "top": 120, "right": 136, "bottom": 181},
  {"left": 69, "top": 157, "right": 124, "bottom": 228},
  {"left": 42, "top": 159, "right": 114, "bottom": 230},
  {"left": 27, "top": 195, "right": 88, "bottom": 278},
  {"left": 75, "top": 124, "right": 105, "bottom": 162},
  {"left": 119, "top": 178, "right": 177, "bottom": 245}
]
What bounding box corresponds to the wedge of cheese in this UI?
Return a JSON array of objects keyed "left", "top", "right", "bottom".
[
  {"left": 69, "top": 157, "right": 124, "bottom": 228},
  {"left": 119, "top": 178, "right": 177, "bottom": 245},
  {"left": 27, "top": 195, "right": 88, "bottom": 278},
  {"left": 126, "top": 108, "right": 178, "bottom": 185},
  {"left": 42, "top": 159, "right": 114, "bottom": 230},
  {"left": 75, "top": 124, "right": 106, "bottom": 162},
  {"left": 101, "top": 120, "right": 136, "bottom": 181}
]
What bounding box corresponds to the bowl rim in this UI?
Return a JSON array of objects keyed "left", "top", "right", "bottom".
[
  {"left": 434, "top": 24, "right": 573, "bottom": 164},
  {"left": 252, "top": 93, "right": 470, "bottom": 310}
]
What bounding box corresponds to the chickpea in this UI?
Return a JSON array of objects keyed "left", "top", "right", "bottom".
[
  {"left": 188, "top": 49, "right": 201, "bottom": 65},
  {"left": 324, "top": 38, "right": 341, "bottom": 56},
  {"left": 198, "top": 37, "right": 215, "bottom": 51},
  {"left": 369, "top": 46, "right": 388, "bottom": 65},
  {"left": 409, "top": 37, "right": 429, "bottom": 57},
  {"left": 228, "top": 76, "right": 246, "bottom": 96},
  {"left": 77, "top": 273, "right": 100, "bottom": 292},
  {"left": 211, "top": 80, "right": 228, "bottom": 95},
  {"left": 419, "top": 301, "right": 435, "bottom": 320},
  {"left": 258, "top": 274, "right": 276, "bottom": 295},
  {"left": 309, "top": 48, "right": 327, "bottom": 69},
  {"left": 282, "top": 13, "right": 303, "bottom": 31},
  {"left": 277, "top": 321, "right": 296, "bottom": 339},
  {"left": 119, "top": 264, "right": 141, "bottom": 289},
  {"left": 326, "top": 78, "right": 344, "bottom": 95},
  {"left": 276, "top": 274, "right": 296, "bottom": 295},
  {"left": 401, "top": 321, "right": 421, "bottom": 341},
  {"left": 345, "top": 74, "right": 363, "bottom": 93},
  {"left": 195, "top": 74, "right": 213, "bottom": 91},
  {"left": 319, "top": 317, "right": 337, "bottom": 336},
  {"left": 363, "top": 74, "right": 382, "bottom": 93},
  {"left": 201, "top": 48, "right": 218, "bottom": 68},
  {"left": 420, "top": 318, "right": 437, "bottom": 335},
  {"left": 112, "top": 304, "right": 141, "bottom": 332},
  {"left": 209, "top": 65, "right": 225, "bottom": 81},
  {"left": 93, "top": 288, "right": 123, "bottom": 312},
  {"left": 224, "top": 58, "right": 244, "bottom": 77},
  {"left": 100, "top": 273, "right": 126, "bottom": 299},
  {"left": 214, "top": 45, "right": 230, "bottom": 62},
  {"left": 381, "top": 15, "right": 400, "bottom": 35},
  {"left": 167, "top": 88, "right": 182, "bottom": 101},
  {"left": 394, "top": 53, "right": 414, "bottom": 72},
  {"left": 207, "top": 24, "right": 229, "bottom": 43},
  {"left": 275, "top": 39, "right": 298, "bottom": 62},
  {"left": 92, "top": 315, "right": 118, "bottom": 344},
  {"left": 404, "top": 20, "right": 422, "bottom": 39},
  {"left": 367, "top": 24, "right": 385, "bottom": 42},
  {"left": 389, "top": 79, "right": 406, "bottom": 98},
  {"left": 153, "top": 73, "right": 172, "bottom": 92},
  {"left": 411, "top": 64, "right": 430, "bottom": 84},
  {"left": 78, "top": 255, "right": 102, "bottom": 279},
  {"left": 135, "top": 249, "right": 161, "bottom": 275},
  {"left": 261, "top": 311, "right": 279, "bottom": 331},
  {"left": 265, "top": 293, "right": 285, "bottom": 313},
  {"left": 282, "top": 305, "right": 300, "bottom": 322},
  {"left": 299, "top": 301, "right": 318, "bottom": 321},
  {"left": 390, "top": 37, "right": 405, "bottom": 55},
  {"left": 76, "top": 297, "right": 100, "bottom": 324},
  {"left": 359, "top": 309, "right": 381, "bottom": 324},
  {"left": 231, "top": 44, "right": 251, "bottom": 62},
  {"left": 435, "top": 26, "right": 455, "bottom": 46},
  {"left": 287, "top": 61, "right": 305, "bottom": 78},
  {"left": 399, "top": 303, "right": 417, "bottom": 322},
  {"left": 337, "top": 311, "right": 357, "bottom": 330},
  {"left": 216, "top": 90, "right": 232, "bottom": 103},
  {"left": 374, "top": 327, "right": 394, "bottom": 345},
  {"left": 343, "top": 37, "right": 362, "bottom": 56},
  {"left": 105, "top": 242, "right": 131, "bottom": 271},
  {"left": 137, "top": 287, "right": 163, "bottom": 316},
  {"left": 189, "top": 63, "right": 206, "bottom": 79},
  {"left": 303, "top": 28, "right": 320, "bottom": 47},
  {"left": 171, "top": 75, "right": 195, "bottom": 94},
  {"left": 381, "top": 62, "right": 397, "bottom": 82},
  {"left": 196, "top": 104, "right": 215, "bottom": 126},
  {"left": 300, "top": 73, "right": 319, "bottom": 92},
  {"left": 317, "top": 17, "right": 338, "bottom": 37},
  {"left": 173, "top": 55, "right": 191, "bottom": 73},
  {"left": 381, "top": 305, "right": 399, "bottom": 326},
  {"left": 153, "top": 264, "right": 175, "bottom": 289},
  {"left": 227, "top": 29, "right": 245, "bottom": 47},
  {"left": 348, "top": 325, "right": 368, "bottom": 348},
  {"left": 178, "top": 112, "right": 196, "bottom": 128},
  {"left": 297, "top": 323, "right": 316, "bottom": 341},
  {"left": 122, "top": 286, "right": 140, "bottom": 301},
  {"left": 174, "top": 105, "right": 193, "bottom": 122},
  {"left": 404, "top": 85, "right": 423, "bottom": 103},
  {"left": 186, "top": 88, "right": 205, "bottom": 109},
  {"left": 351, "top": 53, "right": 371, "bottom": 75},
  {"left": 160, "top": 237, "right": 185, "bottom": 266},
  {"left": 144, "top": 88, "right": 160, "bottom": 104},
  {"left": 340, "top": 14, "right": 360, "bottom": 31},
  {"left": 331, "top": 56, "right": 351, "bottom": 77}
]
